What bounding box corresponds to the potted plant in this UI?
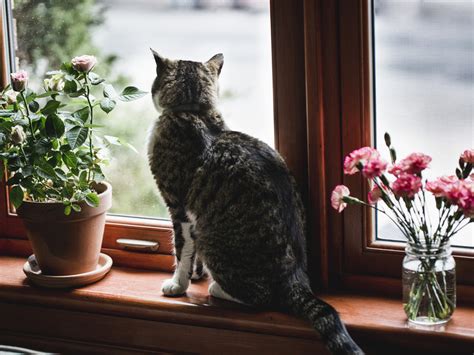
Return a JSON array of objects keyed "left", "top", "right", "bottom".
[
  {"left": 330, "top": 134, "right": 473, "bottom": 325},
  {"left": 0, "top": 55, "right": 146, "bottom": 276}
]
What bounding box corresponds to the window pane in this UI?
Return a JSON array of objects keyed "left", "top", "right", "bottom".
[
  {"left": 372, "top": 0, "right": 473, "bottom": 247},
  {"left": 11, "top": 0, "right": 273, "bottom": 219}
]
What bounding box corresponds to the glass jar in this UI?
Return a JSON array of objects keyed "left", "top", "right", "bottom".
[{"left": 402, "top": 242, "right": 456, "bottom": 325}]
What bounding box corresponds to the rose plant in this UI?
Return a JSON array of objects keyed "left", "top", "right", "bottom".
[
  {"left": 0, "top": 55, "right": 146, "bottom": 214},
  {"left": 331, "top": 133, "right": 473, "bottom": 324}
]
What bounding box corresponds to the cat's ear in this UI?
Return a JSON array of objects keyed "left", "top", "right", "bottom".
[
  {"left": 206, "top": 53, "right": 224, "bottom": 75},
  {"left": 150, "top": 48, "right": 167, "bottom": 76}
]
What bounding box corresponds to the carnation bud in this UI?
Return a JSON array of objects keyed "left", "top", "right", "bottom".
[
  {"left": 390, "top": 148, "right": 397, "bottom": 164},
  {"left": 10, "top": 70, "right": 28, "bottom": 92},
  {"left": 384, "top": 132, "right": 391, "bottom": 148},
  {"left": 10, "top": 125, "right": 26, "bottom": 144}
]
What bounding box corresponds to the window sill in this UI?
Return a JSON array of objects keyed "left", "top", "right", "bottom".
[{"left": 0, "top": 256, "right": 472, "bottom": 354}]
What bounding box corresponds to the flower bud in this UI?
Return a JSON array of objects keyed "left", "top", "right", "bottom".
[
  {"left": 71, "top": 55, "right": 97, "bottom": 72},
  {"left": 11, "top": 125, "right": 27, "bottom": 144},
  {"left": 10, "top": 70, "right": 28, "bottom": 92},
  {"left": 5, "top": 90, "right": 18, "bottom": 105},
  {"left": 46, "top": 179, "right": 54, "bottom": 187},
  {"left": 44, "top": 77, "right": 65, "bottom": 92},
  {"left": 384, "top": 132, "right": 391, "bottom": 148}
]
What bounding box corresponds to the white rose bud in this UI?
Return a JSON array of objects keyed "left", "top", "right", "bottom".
[
  {"left": 11, "top": 125, "right": 27, "bottom": 144},
  {"left": 44, "top": 78, "right": 65, "bottom": 92},
  {"left": 5, "top": 90, "right": 18, "bottom": 105},
  {"left": 71, "top": 55, "right": 97, "bottom": 72},
  {"left": 10, "top": 70, "right": 28, "bottom": 92}
]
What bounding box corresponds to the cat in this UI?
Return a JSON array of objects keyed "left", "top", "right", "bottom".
[{"left": 147, "top": 49, "right": 363, "bottom": 355}]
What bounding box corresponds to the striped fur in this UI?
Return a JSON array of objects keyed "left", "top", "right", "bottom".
[{"left": 147, "top": 50, "right": 363, "bottom": 354}]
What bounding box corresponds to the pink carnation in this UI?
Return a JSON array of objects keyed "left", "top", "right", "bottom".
[
  {"left": 71, "top": 55, "right": 97, "bottom": 72},
  {"left": 362, "top": 158, "right": 388, "bottom": 179},
  {"left": 368, "top": 186, "right": 383, "bottom": 204},
  {"left": 10, "top": 70, "right": 28, "bottom": 92},
  {"left": 460, "top": 149, "right": 474, "bottom": 164},
  {"left": 426, "top": 175, "right": 458, "bottom": 198},
  {"left": 331, "top": 185, "right": 350, "bottom": 212},
  {"left": 392, "top": 173, "right": 422, "bottom": 198},
  {"left": 389, "top": 153, "right": 432, "bottom": 176},
  {"left": 343, "top": 147, "right": 380, "bottom": 175},
  {"left": 445, "top": 180, "right": 474, "bottom": 218}
]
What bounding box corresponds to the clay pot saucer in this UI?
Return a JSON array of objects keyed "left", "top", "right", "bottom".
[{"left": 23, "top": 253, "right": 112, "bottom": 288}]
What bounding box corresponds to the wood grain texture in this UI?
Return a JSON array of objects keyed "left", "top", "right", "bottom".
[{"left": 0, "top": 256, "right": 472, "bottom": 354}]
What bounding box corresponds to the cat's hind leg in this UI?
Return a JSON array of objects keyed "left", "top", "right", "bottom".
[
  {"left": 162, "top": 221, "right": 195, "bottom": 296},
  {"left": 208, "top": 281, "right": 244, "bottom": 304}
]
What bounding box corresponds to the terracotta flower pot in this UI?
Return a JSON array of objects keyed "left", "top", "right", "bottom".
[{"left": 16, "top": 182, "right": 112, "bottom": 276}]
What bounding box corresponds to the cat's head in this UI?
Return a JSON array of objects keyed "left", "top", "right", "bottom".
[{"left": 150, "top": 49, "right": 224, "bottom": 112}]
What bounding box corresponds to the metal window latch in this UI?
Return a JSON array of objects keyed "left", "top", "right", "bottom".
[{"left": 116, "top": 238, "right": 160, "bottom": 253}]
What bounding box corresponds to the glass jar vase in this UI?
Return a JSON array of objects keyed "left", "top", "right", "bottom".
[{"left": 402, "top": 242, "right": 456, "bottom": 325}]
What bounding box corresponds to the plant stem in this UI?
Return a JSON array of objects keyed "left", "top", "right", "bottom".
[
  {"left": 20, "top": 91, "right": 35, "bottom": 139},
  {"left": 83, "top": 74, "right": 94, "bottom": 182}
]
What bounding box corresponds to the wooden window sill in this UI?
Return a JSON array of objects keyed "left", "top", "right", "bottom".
[{"left": 0, "top": 256, "right": 472, "bottom": 354}]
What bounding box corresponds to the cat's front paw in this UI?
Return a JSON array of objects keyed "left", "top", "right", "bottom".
[{"left": 161, "top": 278, "right": 188, "bottom": 296}]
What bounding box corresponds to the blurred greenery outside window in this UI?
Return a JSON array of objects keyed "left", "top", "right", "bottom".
[{"left": 10, "top": 0, "right": 273, "bottom": 219}]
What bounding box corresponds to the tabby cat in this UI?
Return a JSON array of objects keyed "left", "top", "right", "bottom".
[{"left": 147, "top": 49, "right": 363, "bottom": 355}]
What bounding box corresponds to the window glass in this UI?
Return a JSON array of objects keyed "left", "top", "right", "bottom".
[
  {"left": 11, "top": 0, "right": 273, "bottom": 219},
  {"left": 372, "top": 0, "right": 473, "bottom": 247}
]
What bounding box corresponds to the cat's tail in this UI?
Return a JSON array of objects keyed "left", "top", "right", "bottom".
[{"left": 282, "top": 279, "right": 364, "bottom": 355}]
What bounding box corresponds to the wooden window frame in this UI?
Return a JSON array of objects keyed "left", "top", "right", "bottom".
[
  {"left": 302, "top": 0, "right": 473, "bottom": 299},
  {"left": 1, "top": 0, "right": 473, "bottom": 299}
]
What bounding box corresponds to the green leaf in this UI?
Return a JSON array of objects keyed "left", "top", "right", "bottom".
[
  {"left": 103, "top": 84, "right": 117, "bottom": 99},
  {"left": 99, "top": 98, "right": 116, "bottom": 114},
  {"left": 33, "top": 139, "right": 52, "bottom": 155},
  {"left": 85, "top": 192, "right": 99, "bottom": 207},
  {"left": 45, "top": 114, "right": 65, "bottom": 138},
  {"left": 118, "top": 86, "right": 147, "bottom": 102},
  {"left": 103, "top": 135, "right": 121, "bottom": 146},
  {"left": 29, "top": 101, "right": 40, "bottom": 113},
  {"left": 41, "top": 100, "right": 61, "bottom": 115},
  {"left": 64, "top": 79, "right": 77, "bottom": 94},
  {"left": 71, "top": 203, "right": 82, "bottom": 212},
  {"left": 66, "top": 126, "right": 89, "bottom": 149},
  {"left": 124, "top": 142, "right": 139, "bottom": 154},
  {"left": 36, "top": 159, "right": 58, "bottom": 180},
  {"left": 55, "top": 168, "right": 68, "bottom": 181},
  {"left": 35, "top": 91, "right": 58, "bottom": 99},
  {"left": 64, "top": 205, "right": 72, "bottom": 216},
  {"left": 72, "top": 107, "right": 90, "bottom": 123},
  {"left": 88, "top": 72, "right": 105, "bottom": 85},
  {"left": 60, "top": 62, "right": 75, "bottom": 74},
  {"left": 10, "top": 186, "right": 24, "bottom": 209},
  {"left": 7, "top": 173, "right": 23, "bottom": 186},
  {"left": 62, "top": 151, "right": 78, "bottom": 169}
]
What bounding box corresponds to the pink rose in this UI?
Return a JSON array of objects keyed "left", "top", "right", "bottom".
[
  {"left": 460, "top": 149, "right": 474, "bottom": 164},
  {"left": 368, "top": 186, "right": 383, "bottom": 204},
  {"left": 71, "top": 55, "right": 97, "bottom": 72},
  {"left": 10, "top": 70, "right": 28, "bottom": 92},
  {"left": 343, "top": 147, "right": 380, "bottom": 175},
  {"left": 331, "top": 185, "right": 350, "bottom": 212},
  {"left": 362, "top": 157, "right": 388, "bottom": 179},
  {"left": 389, "top": 153, "right": 432, "bottom": 176},
  {"left": 392, "top": 173, "right": 422, "bottom": 198}
]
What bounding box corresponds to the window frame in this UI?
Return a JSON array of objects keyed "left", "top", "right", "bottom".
[{"left": 1, "top": 0, "right": 473, "bottom": 298}]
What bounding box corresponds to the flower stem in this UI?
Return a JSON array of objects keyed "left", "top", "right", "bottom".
[
  {"left": 20, "top": 91, "right": 35, "bottom": 140},
  {"left": 83, "top": 74, "right": 94, "bottom": 182}
]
